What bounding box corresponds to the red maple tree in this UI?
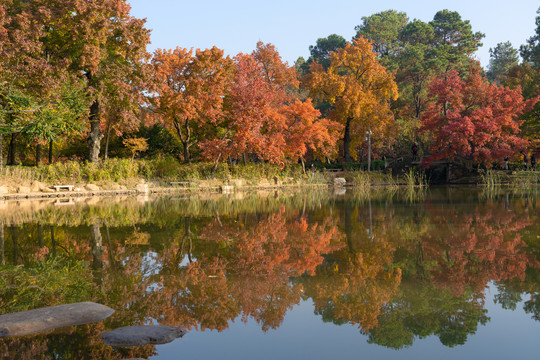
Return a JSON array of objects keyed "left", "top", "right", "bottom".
[
  {"left": 420, "top": 62, "right": 539, "bottom": 164},
  {"left": 200, "top": 42, "right": 342, "bottom": 166}
]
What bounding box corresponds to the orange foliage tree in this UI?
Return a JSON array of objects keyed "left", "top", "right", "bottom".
[
  {"left": 200, "top": 42, "right": 342, "bottom": 167},
  {"left": 305, "top": 36, "right": 399, "bottom": 162},
  {"left": 152, "top": 46, "right": 234, "bottom": 163},
  {"left": 29, "top": 0, "right": 153, "bottom": 163}
]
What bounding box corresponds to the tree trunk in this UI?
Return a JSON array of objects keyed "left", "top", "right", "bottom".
[
  {"left": 48, "top": 141, "right": 53, "bottom": 163},
  {"left": 367, "top": 130, "right": 372, "bottom": 172},
  {"left": 0, "top": 134, "right": 3, "bottom": 170},
  {"left": 90, "top": 222, "right": 104, "bottom": 286},
  {"left": 105, "top": 224, "right": 117, "bottom": 267},
  {"left": 211, "top": 153, "right": 222, "bottom": 176},
  {"left": 8, "top": 133, "right": 17, "bottom": 165},
  {"left": 343, "top": 118, "right": 353, "bottom": 163},
  {"left": 38, "top": 223, "right": 44, "bottom": 247},
  {"left": 173, "top": 118, "right": 191, "bottom": 164},
  {"left": 0, "top": 222, "right": 4, "bottom": 265},
  {"left": 50, "top": 225, "right": 56, "bottom": 257},
  {"left": 10, "top": 225, "right": 18, "bottom": 265},
  {"left": 344, "top": 205, "right": 355, "bottom": 253},
  {"left": 415, "top": 94, "right": 422, "bottom": 118},
  {"left": 90, "top": 222, "right": 103, "bottom": 263},
  {"left": 184, "top": 217, "right": 193, "bottom": 263},
  {"left": 182, "top": 140, "right": 190, "bottom": 164},
  {"left": 243, "top": 152, "right": 247, "bottom": 166},
  {"left": 300, "top": 156, "right": 306, "bottom": 174},
  {"left": 103, "top": 120, "right": 112, "bottom": 161},
  {"left": 36, "top": 143, "right": 42, "bottom": 166},
  {"left": 87, "top": 100, "right": 104, "bottom": 163}
]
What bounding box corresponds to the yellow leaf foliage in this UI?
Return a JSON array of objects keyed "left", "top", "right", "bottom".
[{"left": 305, "top": 37, "right": 398, "bottom": 158}]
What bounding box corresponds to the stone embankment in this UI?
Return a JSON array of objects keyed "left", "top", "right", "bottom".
[{"left": 0, "top": 177, "right": 333, "bottom": 200}]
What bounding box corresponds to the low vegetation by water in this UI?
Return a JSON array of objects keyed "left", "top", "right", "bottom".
[
  {"left": 0, "top": 158, "right": 439, "bottom": 194},
  {"left": 481, "top": 169, "right": 540, "bottom": 189}
]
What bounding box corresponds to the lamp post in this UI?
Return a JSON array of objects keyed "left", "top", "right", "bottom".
[{"left": 366, "top": 129, "right": 372, "bottom": 172}]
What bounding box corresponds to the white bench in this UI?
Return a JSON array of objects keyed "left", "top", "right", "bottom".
[{"left": 53, "top": 185, "right": 74, "bottom": 192}]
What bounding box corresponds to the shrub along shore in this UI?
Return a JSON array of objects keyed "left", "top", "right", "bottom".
[
  {"left": 0, "top": 158, "right": 423, "bottom": 199},
  {"left": 0, "top": 159, "right": 317, "bottom": 200},
  {"left": 0, "top": 158, "right": 537, "bottom": 200}
]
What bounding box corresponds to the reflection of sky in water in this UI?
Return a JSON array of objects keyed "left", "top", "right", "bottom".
[
  {"left": 141, "top": 251, "right": 162, "bottom": 278},
  {"left": 154, "top": 283, "right": 540, "bottom": 360}
]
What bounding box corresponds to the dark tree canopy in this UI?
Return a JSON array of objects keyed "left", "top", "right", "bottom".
[
  {"left": 308, "top": 34, "right": 348, "bottom": 69},
  {"left": 520, "top": 7, "right": 540, "bottom": 69},
  {"left": 354, "top": 9, "right": 409, "bottom": 59},
  {"left": 487, "top": 42, "right": 519, "bottom": 83},
  {"left": 429, "top": 9, "right": 485, "bottom": 71}
]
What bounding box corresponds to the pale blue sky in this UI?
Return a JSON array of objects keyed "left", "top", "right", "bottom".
[{"left": 128, "top": 0, "right": 539, "bottom": 68}]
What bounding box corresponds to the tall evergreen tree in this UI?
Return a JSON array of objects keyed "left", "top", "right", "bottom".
[{"left": 487, "top": 42, "right": 519, "bottom": 83}]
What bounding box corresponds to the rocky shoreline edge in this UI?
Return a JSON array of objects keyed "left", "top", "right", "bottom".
[{"left": 0, "top": 179, "right": 334, "bottom": 201}]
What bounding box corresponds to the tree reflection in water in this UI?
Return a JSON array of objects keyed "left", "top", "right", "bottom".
[{"left": 0, "top": 189, "right": 538, "bottom": 356}]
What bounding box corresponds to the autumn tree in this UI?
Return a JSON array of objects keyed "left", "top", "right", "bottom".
[
  {"left": 351, "top": 10, "right": 484, "bottom": 158},
  {"left": 199, "top": 52, "right": 285, "bottom": 165},
  {"left": 503, "top": 8, "right": 540, "bottom": 146},
  {"left": 201, "top": 42, "right": 342, "bottom": 167},
  {"left": 123, "top": 137, "right": 148, "bottom": 161},
  {"left": 0, "top": 5, "right": 7, "bottom": 62},
  {"left": 279, "top": 99, "right": 343, "bottom": 168},
  {"left": 23, "top": 0, "right": 154, "bottom": 163},
  {"left": 0, "top": 1, "right": 89, "bottom": 166},
  {"left": 357, "top": 10, "right": 484, "bottom": 159},
  {"left": 19, "top": 82, "right": 87, "bottom": 165},
  {"left": 420, "top": 62, "right": 539, "bottom": 164},
  {"left": 305, "top": 37, "right": 398, "bottom": 162},
  {"left": 152, "top": 47, "right": 234, "bottom": 163},
  {"left": 500, "top": 63, "right": 540, "bottom": 144}
]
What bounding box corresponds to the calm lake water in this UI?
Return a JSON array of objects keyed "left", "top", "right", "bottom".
[{"left": 1, "top": 187, "right": 539, "bottom": 359}]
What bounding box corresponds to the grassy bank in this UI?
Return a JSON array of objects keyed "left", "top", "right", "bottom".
[
  {"left": 0, "top": 158, "right": 326, "bottom": 192},
  {"left": 0, "top": 158, "right": 437, "bottom": 194},
  {"left": 481, "top": 170, "right": 540, "bottom": 189}
]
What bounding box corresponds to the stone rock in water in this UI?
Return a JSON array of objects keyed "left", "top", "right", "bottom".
[
  {"left": 135, "top": 183, "right": 149, "bottom": 193},
  {"left": 101, "top": 325, "right": 186, "bottom": 347},
  {"left": 85, "top": 184, "right": 100, "bottom": 191},
  {"left": 220, "top": 185, "right": 234, "bottom": 193},
  {"left": 17, "top": 186, "right": 31, "bottom": 194},
  {"left": 0, "top": 302, "right": 115, "bottom": 337},
  {"left": 333, "top": 177, "right": 346, "bottom": 187}
]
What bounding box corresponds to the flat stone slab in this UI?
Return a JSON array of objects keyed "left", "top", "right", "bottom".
[
  {"left": 101, "top": 325, "right": 186, "bottom": 347},
  {"left": 333, "top": 177, "right": 346, "bottom": 187},
  {"left": 0, "top": 302, "right": 115, "bottom": 337}
]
